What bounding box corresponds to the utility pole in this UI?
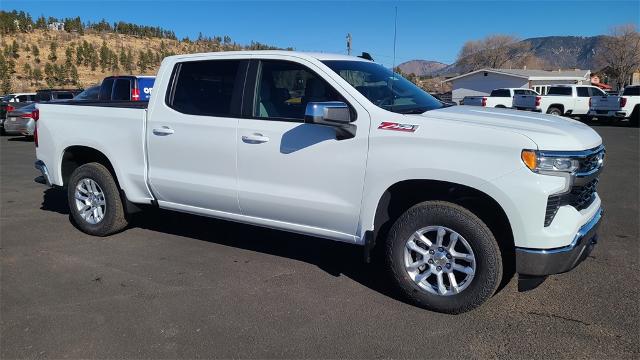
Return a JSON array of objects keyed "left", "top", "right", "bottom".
[{"left": 346, "top": 33, "right": 352, "bottom": 56}]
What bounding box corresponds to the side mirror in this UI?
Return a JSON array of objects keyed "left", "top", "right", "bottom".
[{"left": 304, "top": 101, "right": 356, "bottom": 139}]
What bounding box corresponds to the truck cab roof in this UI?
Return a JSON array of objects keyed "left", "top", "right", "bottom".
[{"left": 165, "top": 50, "right": 371, "bottom": 63}]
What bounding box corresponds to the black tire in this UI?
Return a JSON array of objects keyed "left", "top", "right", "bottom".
[
  {"left": 547, "top": 107, "right": 562, "bottom": 116},
  {"left": 629, "top": 106, "right": 639, "bottom": 127},
  {"left": 385, "top": 201, "right": 502, "bottom": 314},
  {"left": 67, "top": 162, "right": 128, "bottom": 236}
]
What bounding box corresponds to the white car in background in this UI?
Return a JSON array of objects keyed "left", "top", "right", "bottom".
[
  {"left": 513, "top": 85, "right": 607, "bottom": 117},
  {"left": 589, "top": 85, "right": 640, "bottom": 126},
  {"left": 463, "top": 88, "right": 538, "bottom": 108}
]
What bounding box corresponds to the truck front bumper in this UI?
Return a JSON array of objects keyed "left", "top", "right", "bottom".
[{"left": 515, "top": 207, "right": 602, "bottom": 276}]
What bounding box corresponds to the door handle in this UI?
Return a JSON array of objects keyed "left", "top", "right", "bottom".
[
  {"left": 242, "top": 133, "right": 270, "bottom": 144},
  {"left": 153, "top": 126, "right": 175, "bottom": 136}
]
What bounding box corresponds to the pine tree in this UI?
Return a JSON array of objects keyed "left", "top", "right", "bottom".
[
  {"left": 75, "top": 43, "right": 84, "bottom": 65},
  {"left": 0, "top": 53, "right": 12, "bottom": 93},
  {"left": 11, "top": 40, "right": 19, "bottom": 58},
  {"left": 68, "top": 64, "right": 79, "bottom": 85},
  {"left": 31, "top": 44, "right": 40, "bottom": 64},
  {"left": 23, "top": 62, "right": 32, "bottom": 81},
  {"left": 48, "top": 41, "right": 58, "bottom": 62},
  {"left": 137, "top": 50, "right": 147, "bottom": 72},
  {"left": 99, "top": 41, "right": 110, "bottom": 72},
  {"left": 65, "top": 45, "right": 74, "bottom": 66},
  {"left": 32, "top": 67, "right": 42, "bottom": 85}
]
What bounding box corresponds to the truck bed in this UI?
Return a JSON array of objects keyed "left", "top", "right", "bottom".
[{"left": 35, "top": 102, "right": 153, "bottom": 204}]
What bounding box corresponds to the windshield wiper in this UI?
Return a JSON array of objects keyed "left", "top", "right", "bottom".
[{"left": 399, "top": 108, "right": 429, "bottom": 114}]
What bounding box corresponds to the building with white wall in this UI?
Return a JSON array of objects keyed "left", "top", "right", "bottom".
[{"left": 445, "top": 68, "right": 591, "bottom": 104}]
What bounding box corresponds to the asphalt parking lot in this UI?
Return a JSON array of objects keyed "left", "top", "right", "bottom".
[{"left": 1, "top": 124, "right": 638, "bottom": 359}]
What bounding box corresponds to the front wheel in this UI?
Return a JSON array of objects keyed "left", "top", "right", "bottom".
[
  {"left": 67, "top": 163, "right": 128, "bottom": 236},
  {"left": 385, "top": 201, "right": 502, "bottom": 314}
]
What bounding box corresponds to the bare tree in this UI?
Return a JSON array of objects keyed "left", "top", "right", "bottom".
[
  {"left": 456, "top": 34, "right": 535, "bottom": 72},
  {"left": 597, "top": 24, "right": 640, "bottom": 89}
]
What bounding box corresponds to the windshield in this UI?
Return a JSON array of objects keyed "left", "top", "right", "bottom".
[{"left": 322, "top": 60, "right": 444, "bottom": 114}]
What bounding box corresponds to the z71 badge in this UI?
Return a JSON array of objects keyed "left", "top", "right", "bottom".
[{"left": 378, "top": 122, "right": 419, "bottom": 132}]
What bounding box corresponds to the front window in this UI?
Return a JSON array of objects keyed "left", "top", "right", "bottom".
[{"left": 323, "top": 60, "right": 443, "bottom": 114}]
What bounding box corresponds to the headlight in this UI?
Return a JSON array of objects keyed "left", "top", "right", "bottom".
[{"left": 521, "top": 149, "right": 580, "bottom": 174}]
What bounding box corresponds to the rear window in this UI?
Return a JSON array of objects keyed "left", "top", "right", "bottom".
[
  {"left": 113, "top": 78, "right": 132, "bottom": 100},
  {"left": 490, "top": 89, "right": 511, "bottom": 97},
  {"left": 169, "top": 60, "right": 243, "bottom": 117},
  {"left": 576, "top": 87, "right": 590, "bottom": 97},
  {"left": 513, "top": 89, "right": 536, "bottom": 95},
  {"left": 54, "top": 92, "right": 74, "bottom": 100},
  {"left": 547, "top": 87, "right": 572, "bottom": 96},
  {"left": 622, "top": 86, "right": 640, "bottom": 96}
]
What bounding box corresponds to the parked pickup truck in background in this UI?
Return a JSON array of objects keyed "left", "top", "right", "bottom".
[
  {"left": 35, "top": 51, "right": 605, "bottom": 314},
  {"left": 588, "top": 85, "right": 640, "bottom": 126},
  {"left": 513, "top": 84, "right": 607, "bottom": 117},
  {"left": 463, "top": 88, "right": 538, "bottom": 108}
]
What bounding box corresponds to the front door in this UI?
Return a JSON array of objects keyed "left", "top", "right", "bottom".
[
  {"left": 147, "top": 58, "right": 248, "bottom": 214},
  {"left": 236, "top": 58, "right": 369, "bottom": 240}
]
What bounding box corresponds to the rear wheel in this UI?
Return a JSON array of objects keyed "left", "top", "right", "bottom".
[
  {"left": 67, "top": 163, "right": 128, "bottom": 236},
  {"left": 547, "top": 107, "right": 562, "bottom": 116},
  {"left": 630, "top": 106, "right": 639, "bottom": 127},
  {"left": 385, "top": 201, "right": 502, "bottom": 314}
]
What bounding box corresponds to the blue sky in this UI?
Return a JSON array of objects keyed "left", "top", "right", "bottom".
[{"left": 3, "top": 0, "right": 639, "bottom": 66}]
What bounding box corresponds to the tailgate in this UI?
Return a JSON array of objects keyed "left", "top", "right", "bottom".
[
  {"left": 513, "top": 95, "right": 537, "bottom": 108},
  {"left": 462, "top": 96, "right": 484, "bottom": 106},
  {"left": 590, "top": 96, "right": 620, "bottom": 111}
]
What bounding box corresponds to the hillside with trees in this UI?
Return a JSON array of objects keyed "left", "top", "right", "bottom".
[{"left": 0, "top": 10, "right": 291, "bottom": 93}]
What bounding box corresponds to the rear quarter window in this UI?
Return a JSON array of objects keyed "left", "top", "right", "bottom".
[
  {"left": 490, "top": 89, "right": 511, "bottom": 97},
  {"left": 622, "top": 87, "right": 640, "bottom": 96},
  {"left": 547, "top": 87, "right": 572, "bottom": 96}
]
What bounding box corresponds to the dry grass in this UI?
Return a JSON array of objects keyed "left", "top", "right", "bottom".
[{"left": 4, "top": 29, "right": 191, "bottom": 91}]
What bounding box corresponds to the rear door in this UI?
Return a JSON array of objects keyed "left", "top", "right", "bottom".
[
  {"left": 575, "top": 87, "right": 591, "bottom": 114},
  {"left": 235, "top": 58, "right": 369, "bottom": 240},
  {"left": 146, "top": 57, "right": 248, "bottom": 214}
]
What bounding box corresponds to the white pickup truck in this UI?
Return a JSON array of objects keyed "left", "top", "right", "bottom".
[
  {"left": 462, "top": 88, "right": 538, "bottom": 108},
  {"left": 34, "top": 51, "right": 605, "bottom": 314},
  {"left": 588, "top": 85, "right": 640, "bottom": 126},
  {"left": 513, "top": 84, "right": 608, "bottom": 117}
]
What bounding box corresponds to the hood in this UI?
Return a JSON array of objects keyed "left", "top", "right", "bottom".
[{"left": 415, "top": 106, "right": 602, "bottom": 151}]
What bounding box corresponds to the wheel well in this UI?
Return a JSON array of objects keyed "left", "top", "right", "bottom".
[
  {"left": 372, "top": 180, "right": 514, "bottom": 268},
  {"left": 61, "top": 146, "right": 118, "bottom": 187},
  {"left": 495, "top": 105, "right": 506, "bottom": 108},
  {"left": 548, "top": 104, "right": 564, "bottom": 113}
]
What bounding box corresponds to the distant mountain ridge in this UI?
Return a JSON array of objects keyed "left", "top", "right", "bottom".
[
  {"left": 523, "top": 35, "right": 606, "bottom": 70},
  {"left": 397, "top": 35, "right": 607, "bottom": 77},
  {"left": 396, "top": 60, "right": 449, "bottom": 76}
]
